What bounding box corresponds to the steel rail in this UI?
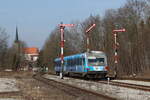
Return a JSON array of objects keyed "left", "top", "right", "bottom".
[
  {"left": 98, "top": 80, "right": 150, "bottom": 92},
  {"left": 117, "top": 77, "right": 150, "bottom": 82}
]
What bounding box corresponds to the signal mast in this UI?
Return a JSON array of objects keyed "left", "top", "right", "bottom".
[
  {"left": 85, "top": 24, "right": 96, "bottom": 52},
  {"left": 59, "top": 22, "right": 74, "bottom": 79},
  {"left": 112, "top": 25, "right": 126, "bottom": 77}
]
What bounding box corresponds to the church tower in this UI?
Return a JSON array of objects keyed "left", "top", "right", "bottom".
[
  {"left": 15, "top": 26, "right": 19, "bottom": 43},
  {"left": 13, "top": 26, "right": 21, "bottom": 70}
]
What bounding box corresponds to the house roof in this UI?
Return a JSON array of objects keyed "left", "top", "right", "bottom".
[{"left": 24, "top": 47, "right": 39, "bottom": 54}]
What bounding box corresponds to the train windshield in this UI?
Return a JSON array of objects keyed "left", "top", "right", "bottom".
[{"left": 88, "top": 57, "right": 105, "bottom": 66}]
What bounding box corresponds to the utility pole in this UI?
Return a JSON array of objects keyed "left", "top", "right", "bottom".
[
  {"left": 59, "top": 22, "right": 74, "bottom": 79},
  {"left": 112, "top": 26, "right": 126, "bottom": 77},
  {"left": 85, "top": 24, "right": 96, "bottom": 52}
]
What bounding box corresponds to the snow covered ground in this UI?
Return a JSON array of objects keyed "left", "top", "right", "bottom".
[
  {"left": 0, "top": 78, "right": 19, "bottom": 92},
  {"left": 0, "top": 78, "right": 20, "bottom": 100},
  {"left": 43, "top": 74, "right": 150, "bottom": 100}
]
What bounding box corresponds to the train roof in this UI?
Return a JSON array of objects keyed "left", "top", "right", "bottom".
[
  {"left": 55, "top": 53, "right": 85, "bottom": 61},
  {"left": 54, "top": 51, "right": 106, "bottom": 62}
]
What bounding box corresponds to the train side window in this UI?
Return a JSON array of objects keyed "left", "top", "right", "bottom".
[
  {"left": 82, "top": 58, "right": 85, "bottom": 65},
  {"left": 68, "top": 59, "right": 71, "bottom": 66},
  {"left": 55, "top": 61, "right": 57, "bottom": 66},
  {"left": 75, "top": 58, "right": 78, "bottom": 66},
  {"left": 73, "top": 59, "right": 76, "bottom": 66},
  {"left": 67, "top": 60, "right": 69, "bottom": 66},
  {"left": 76, "top": 58, "right": 78, "bottom": 65},
  {"left": 70, "top": 59, "right": 72, "bottom": 66},
  {"left": 77, "top": 58, "right": 79, "bottom": 65},
  {"left": 59, "top": 61, "right": 61, "bottom": 66},
  {"left": 55, "top": 62, "right": 58, "bottom": 66},
  {"left": 57, "top": 61, "right": 58, "bottom": 66},
  {"left": 79, "top": 58, "right": 82, "bottom": 65},
  {"left": 73, "top": 59, "right": 75, "bottom": 66},
  {"left": 74, "top": 58, "right": 76, "bottom": 66},
  {"left": 68, "top": 59, "right": 70, "bottom": 66},
  {"left": 72, "top": 59, "right": 75, "bottom": 66},
  {"left": 56, "top": 62, "right": 59, "bottom": 66},
  {"left": 64, "top": 60, "right": 67, "bottom": 66},
  {"left": 74, "top": 59, "right": 76, "bottom": 66},
  {"left": 54, "top": 62, "right": 56, "bottom": 66},
  {"left": 78, "top": 58, "right": 80, "bottom": 65}
]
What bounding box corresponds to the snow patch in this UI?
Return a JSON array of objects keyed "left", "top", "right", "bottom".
[{"left": 0, "top": 78, "right": 19, "bottom": 92}]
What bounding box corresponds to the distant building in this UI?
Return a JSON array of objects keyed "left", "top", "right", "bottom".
[{"left": 24, "top": 47, "right": 39, "bottom": 62}]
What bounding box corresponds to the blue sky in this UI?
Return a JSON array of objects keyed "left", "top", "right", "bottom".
[{"left": 0, "top": 0, "right": 127, "bottom": 49}]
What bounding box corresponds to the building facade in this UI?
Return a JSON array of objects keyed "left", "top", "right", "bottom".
[
  {"left": 24, "top": 47, "right": 39, "bottom": 62},
  {"left": 21, "top": 47, "right": 39, "bottom": 71}
]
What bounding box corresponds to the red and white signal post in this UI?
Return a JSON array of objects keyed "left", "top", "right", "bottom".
[
  {"left": 59, "top": 22, "right": 74, "bottom": 79},
  {"left": 113, "top": 28, "right": 126, "bottom": 64},
  {"left": 112, "top": 28, "right": 126, "bottom": 76},
  {"left": 85, "top": 24, "right": 96, "bottom": 52}
]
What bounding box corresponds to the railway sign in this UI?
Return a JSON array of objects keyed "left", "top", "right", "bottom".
[
  {"left": 113, "top": 28, "right": 126, "bottom": 32},
  {"left": 59, "top": 24, "right": 74, "bottom": 27}
]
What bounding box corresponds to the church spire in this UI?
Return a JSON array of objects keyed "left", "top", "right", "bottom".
[{"left": 15, "top": 26, "right": 19, "bottom": 43}]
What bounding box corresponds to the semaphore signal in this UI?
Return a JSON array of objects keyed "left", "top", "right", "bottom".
[
  {"left": 59, "top": 22, "right": 75, "bottom": 79},
  {"left": 85, "top": 24, "right": 96, "bottom": 52}
]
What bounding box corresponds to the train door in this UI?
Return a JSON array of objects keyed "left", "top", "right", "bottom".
[
  {"left": 64, "top": 60, "right": 67, "bottom": 72},
  {"left": 82, "top": 56, "right": 85, "bottom": 72}
]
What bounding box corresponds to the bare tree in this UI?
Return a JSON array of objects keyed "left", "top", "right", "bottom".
[
  {"left": 9, "top": 40, "right": 27, "bottom": 70},
  {"left": 0, "top": 28, "right": 8, "bottom": 69}
]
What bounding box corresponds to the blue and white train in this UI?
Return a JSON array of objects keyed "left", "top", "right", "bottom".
[{"left": 54, "top": 51, "right": 109, "bottom": 78}]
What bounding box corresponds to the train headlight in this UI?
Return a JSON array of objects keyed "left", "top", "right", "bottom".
[{"left": 105, "top": 66, "right": 109, "bottom": 71}]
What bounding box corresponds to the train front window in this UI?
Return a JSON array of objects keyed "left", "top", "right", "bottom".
[{"left": 88, "top": 58, "right": 105, "bottom": 66}]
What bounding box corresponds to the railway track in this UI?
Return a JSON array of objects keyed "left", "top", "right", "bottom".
[
  {"left": 117, "top": 77, "right": 150, "bottom": 82},
  {"left": 98, "top": 80, "right": 150, "bottom": 92},
  {"left": 33, "top": 73, "right": 116, "bottom": 100},
  {"left": 67, "top": 74, "right": 150, "bottom": 92},
  {"left": 0, "top": 91, "right": 21, "bottom": 97},
  {"left": 43, "top": 73, "right": 150, "bottom": 91},
  {"left": 43, "top": 73, "right": 150, "bottom": 92}
]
